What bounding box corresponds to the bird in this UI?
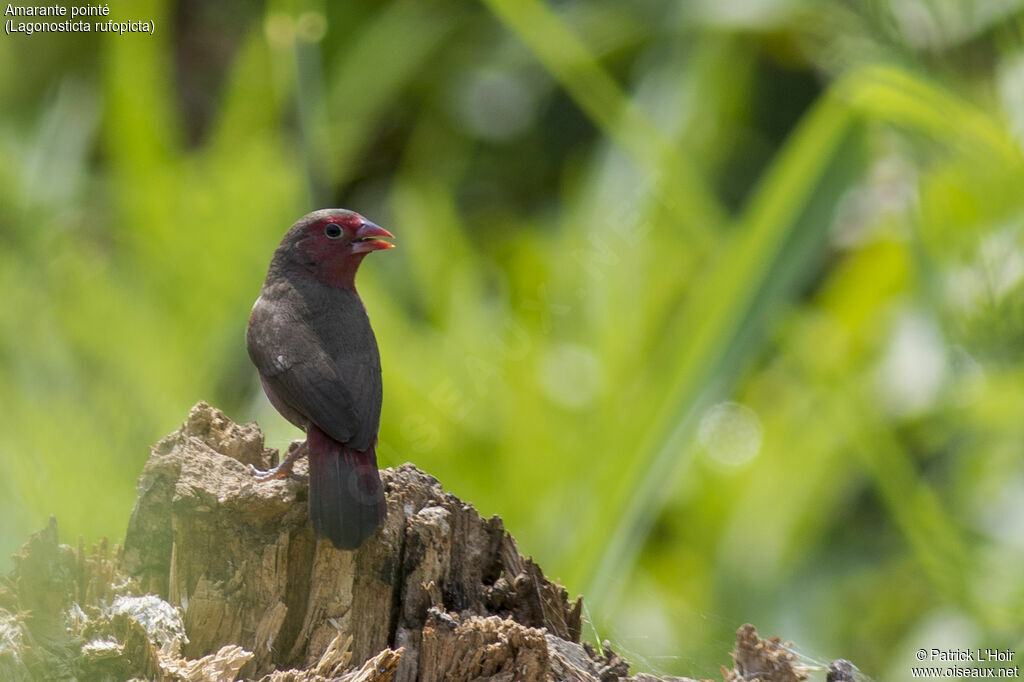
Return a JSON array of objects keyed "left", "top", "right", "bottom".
[{"left": 246, "top": 208, "right": 394, "bottom": 549}]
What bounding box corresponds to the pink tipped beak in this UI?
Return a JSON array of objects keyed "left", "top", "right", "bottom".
[{"left": 351, "top": 220, "right": 395, "bottom": 253}]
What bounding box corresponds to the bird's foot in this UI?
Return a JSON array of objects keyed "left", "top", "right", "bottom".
[
  {"left": 249, "top": 461, "right": 294, "bottom": 481},
  {"left": 249, "top": 439, "right": 308, "bottom": 482}
]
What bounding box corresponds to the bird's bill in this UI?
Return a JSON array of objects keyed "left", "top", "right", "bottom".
[{"left": 351, "top": 220, "right": 396, "bottom": 253}]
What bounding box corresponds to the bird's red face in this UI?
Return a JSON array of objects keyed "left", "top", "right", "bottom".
[
  {"left": 291, "top": 210, "right": 395, "bottom": 290},
  {"left": 305, "top": 212, "right": 395, "bottom": 255}
]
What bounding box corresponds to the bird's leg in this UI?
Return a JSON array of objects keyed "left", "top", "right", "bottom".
[{"left": 250, "top": 439, "right": 309, "bottom": 481}]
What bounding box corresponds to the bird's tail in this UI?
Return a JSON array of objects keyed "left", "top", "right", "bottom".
[{"left": 306, "top": 424, "right": 386, "bottom": 549}]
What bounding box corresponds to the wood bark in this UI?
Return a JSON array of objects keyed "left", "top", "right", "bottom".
[{"left": 0, "top": 402, "right": 855, "bottom": 681}]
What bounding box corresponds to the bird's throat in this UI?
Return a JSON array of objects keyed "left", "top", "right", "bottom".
[{"left": 292, "top": 253, "right": 368, "bottom": 291}]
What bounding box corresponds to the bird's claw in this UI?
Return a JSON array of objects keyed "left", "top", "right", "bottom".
[
  {"left": 249, "top": 440, "right": 308, "bottom": 482},
  {"left": 249, "top": 462, "right": 293, "bottom": 482}
]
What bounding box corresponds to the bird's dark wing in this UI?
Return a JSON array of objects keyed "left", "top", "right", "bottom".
[{"left": 247, "top": 289, "right": 376, "bottom": 448}]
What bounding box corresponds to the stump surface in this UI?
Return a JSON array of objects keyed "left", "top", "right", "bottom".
[{"left": 0, "top": 402, "right": 842, "bottom": 681}]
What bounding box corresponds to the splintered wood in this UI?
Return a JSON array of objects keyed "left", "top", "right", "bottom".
[
  {"left": 118, "top": 402, "right": 585, "bottom": 680},
  {"left": 0, "top": 402, "right": 843, "bottom": 681}
]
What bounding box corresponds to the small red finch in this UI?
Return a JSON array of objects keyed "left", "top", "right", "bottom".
[{"left": 247, "top": 209, "right": 394, "bottom": 549}]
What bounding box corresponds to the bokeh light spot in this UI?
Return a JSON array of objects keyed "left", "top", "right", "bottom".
[
  {"left": 539, "top": 343, "right": 603, "bottom": 409},
  {"left": 296, "top": 12, "right": 327, "bottom": 43},
  {"left": 264, "top": 13, "right": 294, "bottom": 49},
  {"left": 451, "top": 69, "right": 538, "bottom": 141},
  {"left": 698, "top": 402, "right": 763, "bottom": 469}
]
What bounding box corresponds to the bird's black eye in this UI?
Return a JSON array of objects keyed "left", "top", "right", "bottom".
[{"left": 324, "top": 223, "right": 343, "bottom": 239}]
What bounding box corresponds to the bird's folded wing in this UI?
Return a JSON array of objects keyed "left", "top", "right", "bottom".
[{"left": 247, "top": 297, "right": 361, "bottom": 446}]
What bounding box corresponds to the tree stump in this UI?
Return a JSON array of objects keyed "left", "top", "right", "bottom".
[{"left": 0, "top": 402, "right": 855, "bottom": 681}]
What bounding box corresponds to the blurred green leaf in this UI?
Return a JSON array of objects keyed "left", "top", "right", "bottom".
[{"left": 3, "top": 1, "right": 1024, "bottom": 678}]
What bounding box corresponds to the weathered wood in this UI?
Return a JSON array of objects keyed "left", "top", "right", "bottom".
[
  {"left": 118, "top": 401, "right": 586, "bottom": 679},
  {"left": 724, "top": 623, "right": 805, "bottom": 682},
  {"left": 0, "top": 402, "right": 855, "bottom": 681}
]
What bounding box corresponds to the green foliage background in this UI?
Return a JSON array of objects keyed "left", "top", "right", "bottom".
[{"left": 3, "top": 0, "right": 1024, "bottom": 678}]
